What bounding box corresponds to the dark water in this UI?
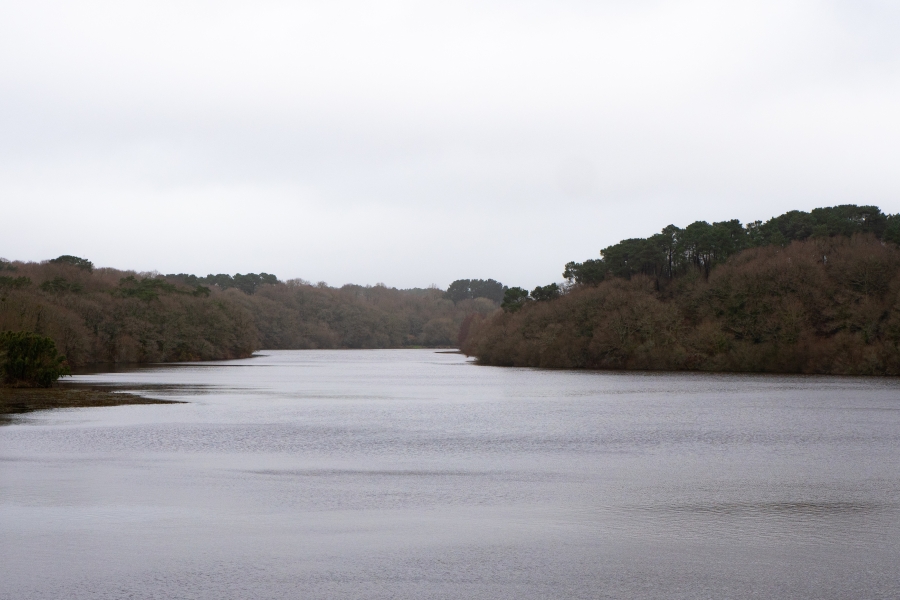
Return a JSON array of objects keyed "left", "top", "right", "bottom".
[{"left": 2, "top": 350, "right": 899, "bottom": 599}]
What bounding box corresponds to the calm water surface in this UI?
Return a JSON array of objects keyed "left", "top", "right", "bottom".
[{"left": 2, "top": 349, "right": 899, "bottom": 599}]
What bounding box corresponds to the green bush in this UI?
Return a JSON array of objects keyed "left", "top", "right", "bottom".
[
  {"left": 0, "top": 276, "right": 31, "bottom": 290},
  {"left": 117, "top": 276, "right": 178, "bottom": 301},
  {"left": 0, "top": 331, "right": 71, "bottom": 387},
  {"left": 40, "top": 276, "right": 83, "bottom": 294},
  {"left": 49, "top": 255, "right": 94, "bottom": 272}
]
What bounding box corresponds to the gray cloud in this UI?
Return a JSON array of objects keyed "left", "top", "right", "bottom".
[{"left": 2, "top": 0, "right": 900, "bottom": 288}]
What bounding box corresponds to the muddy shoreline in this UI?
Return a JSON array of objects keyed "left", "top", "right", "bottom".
[{"left": 0, "top": 386, "right": 181, "bottom": 423}]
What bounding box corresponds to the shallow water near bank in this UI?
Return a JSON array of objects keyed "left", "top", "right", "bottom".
[{"left": 2, "top": 349, "right": 899, "bottom": 599}]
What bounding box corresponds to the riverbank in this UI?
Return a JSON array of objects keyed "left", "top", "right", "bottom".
[{"left": 0, "top": 386, "right": 179, "bottom": 422}]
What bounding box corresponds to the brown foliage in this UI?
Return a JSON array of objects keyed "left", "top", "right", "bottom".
[
  {"left": 0, "top": 261, "right": 496, "bottom": 366},
  {"left": 463, "top": 235, "right": 900, "bottom": 375}
]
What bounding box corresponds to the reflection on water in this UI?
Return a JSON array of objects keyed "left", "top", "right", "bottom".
[{"left": 2, "top": 349, "right": 900, "bottom": 600}]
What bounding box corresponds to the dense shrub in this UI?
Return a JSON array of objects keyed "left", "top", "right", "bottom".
[{"left": 0, "top": 331, "right": 71, "bottom": 387}]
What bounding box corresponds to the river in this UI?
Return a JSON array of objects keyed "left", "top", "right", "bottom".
[{"left": 2, "top": 349, "right": 899, "bottom": 599}]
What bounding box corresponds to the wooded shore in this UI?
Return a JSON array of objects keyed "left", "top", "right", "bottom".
[{"left": 462, "top": 207, "right": 900, "bottom": 375}]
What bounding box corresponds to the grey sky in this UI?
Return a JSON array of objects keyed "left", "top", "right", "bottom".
[{"left": 2, "top": 0, "right": 900, "bottom": 288}]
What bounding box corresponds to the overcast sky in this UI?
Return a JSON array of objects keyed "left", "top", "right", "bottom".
[{"left": 2, "top": 0, "right": 900, "bottom": 288}]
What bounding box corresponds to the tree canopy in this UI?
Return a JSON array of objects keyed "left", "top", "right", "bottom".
[
  {"left": 167, "top": 272, "right": 279, "bottom": 295},
  {"left": 49, "top": 255, "right": 94, "bottom": 272},
  {"left": 531, "top": 283, "right": 561, "bottom": 302},
  {"left": 40, "top": 277, "right": 82, "bottom": 294},
  {"left": 444, "top": 279, "right": 506, "bottom": 303},
  {"left": 0, "top": 276, "right": 31, "bottom": 291},
  {"left": 564, "top": 205, "right": 900, "bottom": 285},
  {"left": 501, "top": 287, "right": 531, "bottom": 312}
]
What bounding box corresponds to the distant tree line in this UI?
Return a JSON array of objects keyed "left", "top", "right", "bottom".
[
  {"left": 0, "top": 257, "right": 504, "bottom": 365},
  {"left": 166, "top": 272, "right": 279, "bottom": 295}
]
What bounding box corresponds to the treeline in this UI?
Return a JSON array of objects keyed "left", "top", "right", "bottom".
[
  {"left": 462, "top": 205, "right": 900, "bottom": 375},
  {"left": 0, "top": 257, "right": 500, "bottom": 366},
  {"left": 167, "top": 272, "right": 278, "bottom": 295},
  {"left": 563, "top": 205, "right": 895, "bottom": 285}
]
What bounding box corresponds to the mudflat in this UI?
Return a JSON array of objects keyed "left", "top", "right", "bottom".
[{"left": 0, "top": 386, "right": 177, "bottom": 421}]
